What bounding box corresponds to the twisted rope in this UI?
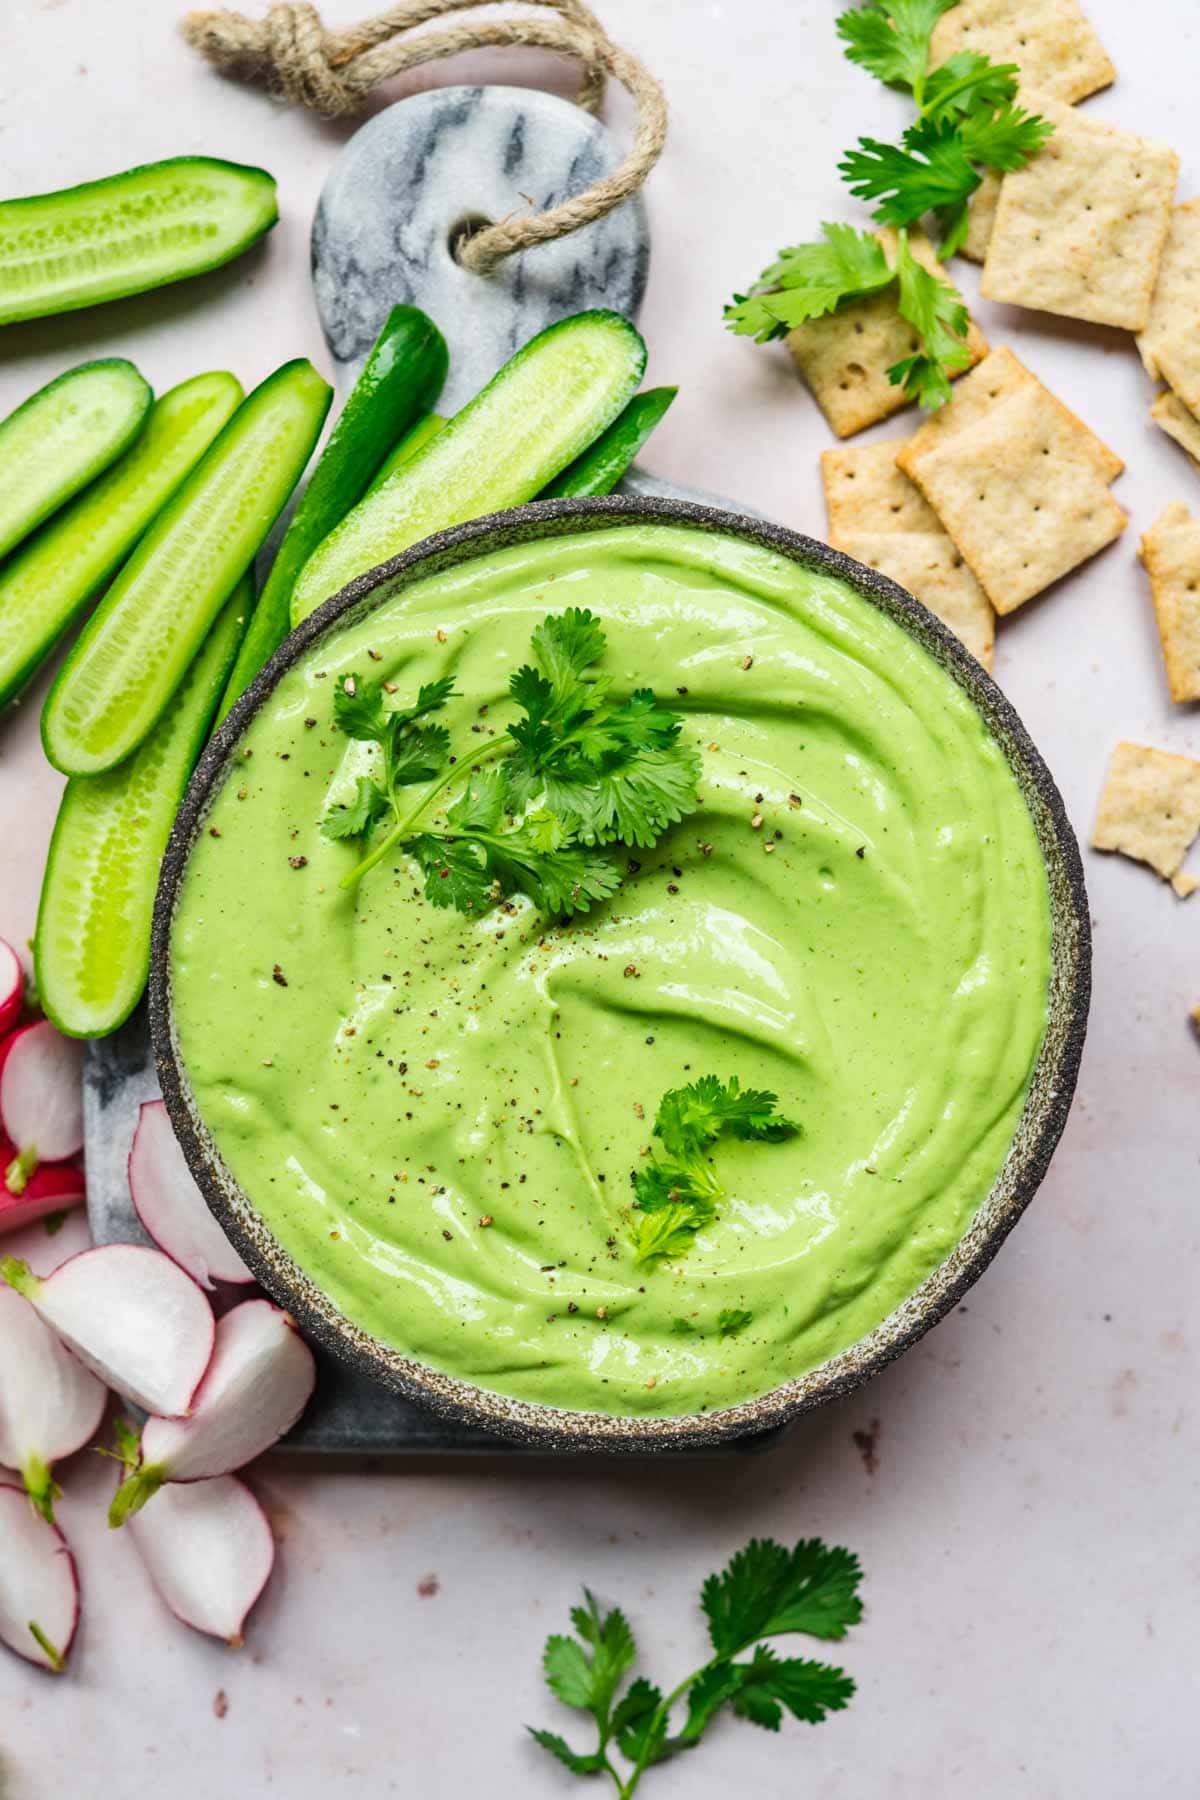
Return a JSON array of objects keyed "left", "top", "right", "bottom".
[{"left": 180, "top": 0, "right": 666, "bottom": 274}]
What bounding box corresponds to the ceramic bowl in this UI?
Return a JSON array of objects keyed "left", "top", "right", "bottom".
[{"left": 151, "top": 496, "right": 1091, "bottom": 1452}]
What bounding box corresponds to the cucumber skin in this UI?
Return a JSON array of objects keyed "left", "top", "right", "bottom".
[
  {"left": 0, "top": 372, "right": 243, "bottom": 713},
  {"left": 541, "top": 387, "right": 678, "bottom": 498},
  {"left": 0, "top": 359, "right": 152, "bottom": 561},
  {"left": 218, "top": 307, "right": 447, "bottom": 722},
  {"left": 41, "top": 359, "right": 332, "bottom": 778},
  {"left": 365, "top": 413, "right": 446, "bottom": 498},
  {"left": 35, "top": 578, "right": 251, "bottom": 1040},
  {"left": 291, "top": 310, "right": 646, "bottom": 623},
  {"left": 0, "top": 157, "right": 278, "bottom": 327}
]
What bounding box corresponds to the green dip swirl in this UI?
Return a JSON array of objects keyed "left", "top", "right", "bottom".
[{"left": 170, "top": 523, "right": 1050, "bottom": 1417}]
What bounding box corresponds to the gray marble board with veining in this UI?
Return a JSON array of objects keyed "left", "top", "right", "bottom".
[{"left": 84, "top": 86, "right": 763, "bottom": 1456}]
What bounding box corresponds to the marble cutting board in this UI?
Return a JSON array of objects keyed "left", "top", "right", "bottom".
[{"left": 83, "top": 84, "right": 770, "bottom": 1455}]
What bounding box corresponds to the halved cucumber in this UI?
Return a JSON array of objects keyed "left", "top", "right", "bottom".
[
  {"left": 541, "top": 386, "right": 678, "bottom": 497},
  {"left": 290, "top": 311, "right": 646, "bottom": 623},
  {"left": 0, "top": 360, "right": 151, "bottom": 561},
  {"left": 366, "top": 412, "right": 446, "bottom": 495},
  {"left": 217, "top": 306, "right": 447, "bottom": 722},
  {"left": 42, "top": 360, "right": 332, "bottom": 777},
  {"left": 0, "top": 157, "right": 278, "bottom": 327},
  {"left": 0, "top": 372, "right": 243, "bottom": 712},
  {"left": 35, "top": 580, "right": 251, "bottom": 1039}
]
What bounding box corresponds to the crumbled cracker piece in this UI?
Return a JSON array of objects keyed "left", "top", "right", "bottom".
[
  {"left": 1138, "top": 200, "right": 1200, "bottom": 405},
  {"left": 896, "top": 347, "right": 1123, "bottom": 481},
  {"left": 832, "top": 530, "right": 995, "bottom": 671},
  {"left": 897, "top": 380, "right": 1126, "bottom": 612},
  {"left": 929, "top": 0, "right": 1114, "bottom": 105},
  {"left": 786, "top": 229, "right": 987, "bottom": 438},
  {"left": 1138, "top": 501, "right": 1200, "bottom": 704},
  {"left": 1172, "top": 872, "right": 1198, "bottom": 900},
  {"left": 1151, "top": 391, "right": 1200, "bottom": 468},
  {"left": 1092, "top": 741, "right": 1200, "bottom": 880},
  {"left": 981, "top": 95, "right": 1179, "bottom": 332},
  {"left": 820, "top": 440, "right": 940, "bottom": 537}
]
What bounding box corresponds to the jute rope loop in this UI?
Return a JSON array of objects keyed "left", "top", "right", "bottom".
[{"left": 181, "top": 0, "right": 666, "bottom": 275}]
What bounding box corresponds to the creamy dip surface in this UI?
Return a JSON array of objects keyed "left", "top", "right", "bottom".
[{"left": 170, "top": 523, "right": 1051, "bottom": 1417}]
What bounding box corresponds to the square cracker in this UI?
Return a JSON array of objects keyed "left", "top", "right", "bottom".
[
  {"left": 897, "top": 347, "right": 1123, "bottom": 482},
  {"left": 786, "top": 229, "right": 988, "bottom": 438},
  {"left": 929, "top": 0, "right": 1114, "bottom": 106},
  {"left": 820, "top": 440, "right": 940, "bottom": 537},
  {"left": 1092, "top": 741, "right": 1200, "bottom": 881},
  {"left": 832, "top": 530, "right": 995, "bottom": 670},
  {"left": 1139, "top": 501, "right": 1200, "bottom": 704},
  {"left": 1138, "top": 199, "right": 1200, "bottom": 385},
  {"left": 1151, "top": 391, "right": 1200, "bottom": 468},
  {"left": 981, "top": 95, "right": 1179, "bottom": 332},
  {"left": 896, "top": 381, "right": 1127, "bottom": 613},
  {"left": 960, "top": 170, "right": 1003, "bottom": 265}
]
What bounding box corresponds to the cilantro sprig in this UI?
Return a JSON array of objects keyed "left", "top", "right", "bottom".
[
  {"left": 321, "top": 610, "right": 701, "bottom": 917},
  {"left": 630, "top": 1075, "right": 800, "bottom": 1267},
  {"left": 529, "top": 1537, "right": 863, "bottom": 1797},
  {"left": 726, "top": 0, "right": 1054, "bottom": 407}
]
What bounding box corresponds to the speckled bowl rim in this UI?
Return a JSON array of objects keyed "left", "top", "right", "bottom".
[{"left": 151, "top": 496, "right": 1091, "bottom": 1454}]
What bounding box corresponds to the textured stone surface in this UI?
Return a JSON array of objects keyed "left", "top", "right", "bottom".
[{"left": 312, "top": 84, "right": 649, "bottom": 409}]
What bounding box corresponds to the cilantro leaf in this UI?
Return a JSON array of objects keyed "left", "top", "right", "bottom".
[
  {"left": 388, "top": 723, "right": 450, "bottom": 789},
  {"left": 543, "top": 1633, "right": 598, "bottom": 1712},
  {"left": 612, "top": 1677, "right": 667, "bottom": 1764},
  {"left": 527, "top": 1729, "right": 607, "bottom": 1776},
  {"left": 332, "top": 672, "right": 388, "bottom": 742},
  {"left": 569, "top": 1591, "right": 638, "bottom": 1717},
  {"left": 717, "top": 1308, "right": 753, "bottom": 1339},
  {"left": 408, "top": 835, "right": 493, "bottom": 914},
  {"left": 633, "top": 1201, "right": 715, "bottom": 1265},
  {"left": 656, "top": 1073, "right": 800, "bottom": 1157},
  {"left": 730, "top": 1645, "right": 857, "bottom": 1729},
  {"left": 680, "top": 1661, "right": 744, "bottom": 1743},
  {"left": 888, "top": 228, "right": 972, "bottom": 405},
  {"left": 835, "top": 0, "right": 958, "bottom": 95},
  {"left": 701, "top": 1539, "right": 864, "bottom": 1657},
  {"left": 922, "top": 49, "right": 1018, "bottom": 123},
  {"left": 839, "top": 118, "right": 980, "bottom": 228},
  {"left": 529, "top": 607, "right": 607, "bottom": 712},
  {"left": 957, "top": 99, "right": 1054, "bottom": 170},
  {"left": 724, "top": 222, "right": 894, "bottom": 339},
  {"left": 321, "top": 775, "right": 391, "bottom": 841}
]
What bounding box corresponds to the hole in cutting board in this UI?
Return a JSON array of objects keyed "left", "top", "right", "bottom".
[{"left": 448, "top": 213, "right": 496, "bottom": 264}]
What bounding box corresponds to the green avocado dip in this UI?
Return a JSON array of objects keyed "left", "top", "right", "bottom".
[{"left": 170, "top": 522, "right": 1051, "bottom": 1418}]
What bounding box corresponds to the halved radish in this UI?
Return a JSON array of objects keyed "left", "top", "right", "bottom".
[
  {"left": 0, "top": 1204, "right": 91, "bottom": 1274},
  {"left": 110, "top": 1299, "right": 314, "bottom": 1523},
  {"left": 127, "top": 1474, "right": 274, "bottom": 1645},
  {"left": 0, "top": 1283, "right": 107, "bottom": 1521},
  {"left": 1, "top": 1244, "right": 214, "bottom": 1417},
  {"left": 129, "top": 1100, "right": 252, "bottom": 1289},
  {"left": 0, "top": 1130, "right": 86, "bottom": 1235},
  {"left": 0, "top": 941, "right": 22, "bottom": 1035},
  {"left": 0, "top": 1483, "right": 79, "bottom": 1672},
  {"left": 0, "top": 1021, "right": 84, "bottom": 1192}
]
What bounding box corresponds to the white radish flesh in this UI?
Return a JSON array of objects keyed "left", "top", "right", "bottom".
[
  {"left": 1, "top": 1244, "right": 214, "bottom": 1417},
  {"left": 0, "top": 1140, "right": 86, "bottom": 1236},
  {"left": 129, "top": 1100, "right": 252, "bottom": 1288},
  {"left": 0, "top": 1204, "right": 91, "bottom": 1273},
  {"left": 127, "top": 1474, "right": 274, "bottom": 1645},
  {"left": 0, "top": 1483, "right": 79, "bottom": 1672},
  {"left": 110, "top": 1299, "right": 314, "bottom": 1522},
  {"left": 0, "top": 940, "right": 22, "bottom": 1035},
  {"left": 0, "top": 1285, "right": 106, "bottom": 1520},
  {"left": 0, "top": 1022, "right": 84, "bottom": 1189}
]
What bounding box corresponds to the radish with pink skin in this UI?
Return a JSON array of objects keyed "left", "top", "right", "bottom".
[
  {"left": 1, "top": 1204, "right": 90, "bottom": 1274},
  {"left": 0, "top": 940, "right": 22, "bottom": 1036},
  {"left": 1, "top": 1021, "right": 83, "bottom": 1193},
  {"left": 0, "top": 1483, "right": 79, "bottom": 1672},
  {"left": 110, "top": 1298, "right": 314, "bottom": 1523},
  {"left": 0, "top": 1284, "right": 106, "bottom": 1521},
  {"left": 0, "top": 1133, "right": 86, "bottom": 1236},
  {"left": 1, "top": 1243, "right": 214, "bottom": 1417},
  {"left": 129, "top": 1099, "right": 252, "bottom": 1288},
  {"left": 127, "top": 1473, "right": 275, "bottom": 1645}
]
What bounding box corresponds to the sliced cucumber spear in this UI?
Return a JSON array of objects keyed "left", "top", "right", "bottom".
[
  {"left": 0, "top": 373, "right": 243, "bottom": 713},
  {"left": 290, "top": 311, "right": 646, "bottom": 624},
  {"left": 540, "top": 386, "right": 678, "bottom": 498},
  {"left": 217, "top": 306, "right": 447, "bottom": 722},
  {"left": 0, "top": 157, "right": 277, "bottom": 328},
  {"left": 365, "top": 412, "right": 446, "bottom": 495},
  {"left": 0, "top": 360, "right": 151, "bottom": 562},
  {"left": 42, "top": 360, "right": 332, "bottom": 777},
  {"left": 35, "top": 579, "right": 251, "bottom": 1039}
]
